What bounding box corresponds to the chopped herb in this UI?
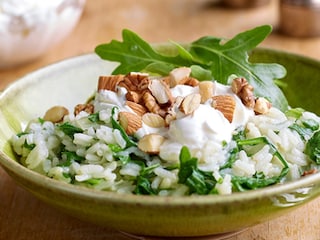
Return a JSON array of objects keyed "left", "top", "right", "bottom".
[
  {"left": 289, "top": 123, "right": 314, "bottom": 141},
  {"left": 62, "top": 172, "right": 72, "bottom": 179},
  {"left": 285, "top": 108, "right": 305, "bottom": 119},
  {"left": 302, "top": 119, "right": 319, "bottom": 131},
  {"left": 232, "top": 172, "right": 281, "bottom": 191},
  {"left": 178, "top": 146, "right": 217, "bottom": 195},
  {"left": 220, "top": 146, "right": 238, "bottom": 170},
  {"left": 220, "top": 127, "right": 245, "bottom": 170},
  {"left": 133, "top": 163, "right": 159, "bottom": 195},
  {"left": 59, "top": 151, "right": 85, "bottom": 167},
  {"left": 305, "top": 131, "right": 320, "bottom": 164},
  {"left": 88, "top": 112, "right": 100, "bottom": 123},
  {"left": 38, "top": 118, "right": 45, "bottom": 124},
  {"left": 113, "top": 151, "right": 131, "bottom": 165},
  {"left": 232, "top": 136, "right": 289, "bottom": 190},
  {"left": 23, "top": 140, "right": 36, "bottom": 151},
  {"left": 289, "top": 119, "right": 319, "bottom": 140},
  {"left": 108, "top": 144, "right": 123, "bottom": 153},
  {"left": 85, "top": 178, "right": 103, "bottom": 185},
  {"left": 16, "top": 132, "right": 28, "bottom": 137},
  {"left": 134, "top": 175, "right": 156, "bottom": 195},
  {"left": 58, "top": 122, "right": 83, "bottom": 139}
]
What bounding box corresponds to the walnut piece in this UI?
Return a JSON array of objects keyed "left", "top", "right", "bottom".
[
  {"left": 254, "top": 97, "right": 272, "bottom": 115},
  {"left": 74, "top": 103, "right": 94, "bottom": 116},
  {"left": 231, "top": 77, "right": 255, "bottom": 109}
]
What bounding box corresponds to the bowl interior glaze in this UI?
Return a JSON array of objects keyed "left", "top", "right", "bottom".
[{"left": 0, "top": 48, "right": 320, "bottom": 237}]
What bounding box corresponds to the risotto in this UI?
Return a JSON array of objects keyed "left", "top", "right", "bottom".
[{"left": 11, "top": 68, "right": 320, "bottom": 196}]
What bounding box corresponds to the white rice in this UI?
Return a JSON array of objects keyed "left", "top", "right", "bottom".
[{"left": 10, "top": 87, "right": 320, "bottom": 196}]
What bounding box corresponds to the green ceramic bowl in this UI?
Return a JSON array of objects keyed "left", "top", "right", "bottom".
[{"left": 0, "top": 48, "right": 320, "bottom": 238}]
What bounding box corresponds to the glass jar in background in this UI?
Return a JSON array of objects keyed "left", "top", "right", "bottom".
[
  {"left": 221, "top": 0, "right": 271, "bottom": 8},
  {"left": 279, "top": 0, "right": 320, "bottom": 37}
]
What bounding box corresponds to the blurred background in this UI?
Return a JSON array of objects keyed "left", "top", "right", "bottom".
[
  {"left": 1, "top": 0, "right": 320, "bottom": 239},
  {"left": 1, "top": 0, "right": 320, "bottom": 88}
]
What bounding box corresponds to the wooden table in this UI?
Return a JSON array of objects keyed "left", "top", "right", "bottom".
[{"left": 1, "top": 0, "right": 320, "bottom": 239}]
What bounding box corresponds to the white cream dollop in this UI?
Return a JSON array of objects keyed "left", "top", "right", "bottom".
[
  {"left": 94, "top": 79, "right": 254, "bottom": 163},
  {"left": 158, "top": 82, "right": 254, "bottom": 163},
  {"left": 159, "top": 104, "right": 233, "bottom": 162}
]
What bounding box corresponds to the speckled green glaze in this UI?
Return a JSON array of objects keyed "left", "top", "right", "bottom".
[{"left": 0, "top": 49, "right": 320, "bottom": 237}]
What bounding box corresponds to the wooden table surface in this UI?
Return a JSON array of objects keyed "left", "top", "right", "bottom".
[{"left": 1, "top": 0, "right": 320, "bottom": 239}]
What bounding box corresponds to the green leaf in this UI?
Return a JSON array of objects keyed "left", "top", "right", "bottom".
[
  {"left": 134, "top": 175, "right": 156, "bottom": 195},
  {"left": 95, "top": 29, "right": 190, "bottom": 75},
  {"left": 59, "top": 151, "right": 85, "bottom": 167},
  {"left": 88, "top": 112, "right": 100, "bottom": 123},
  {"left": 189, "top": 25, "right": 287, "bottom": 110},
  {"left": 95, "top": 26, "right": 288, "bottom": 111},
  {"left": 23, "top": 140, "right": 36, "bottom": 151},
  {"left": 58, "top": 122, "right": 83, "bottom": 139},
  {"left": 190, "top": 65, "right": 212, "bottom": 80},
  {"left": 305, "top": 131, "right": 320, "bottom": 164},
  {"left": 233, "top": 136, "right": 289, "bottom": 191},
  {"left": 232, "top": 172, "right": 280, "bottom": 191},
  {"left": 285, "top": 108, "right": 305, "bottom": 119},
  {"left": 178, "top": 146, "right": 217, "bottom": 195},
  {"left": 289, "top": 123, "right": 314, "bottom": 141}
]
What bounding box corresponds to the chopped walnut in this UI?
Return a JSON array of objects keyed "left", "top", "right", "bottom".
[
  {"left": 231, "top": 77, "right": 248, "bottom": 95},
  {"left": 74, "top": 103, "right": 94, "bottom": 116},
  {"left": 231, "top": 77, "right": 255, "bottom": 109},
  {"left": 254, "top": 97, "right": 272, "bottom": 115}
]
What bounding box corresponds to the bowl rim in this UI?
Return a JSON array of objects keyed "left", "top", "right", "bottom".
[{"left": 1, "top": 48, "right": 320, "bottom": 205}]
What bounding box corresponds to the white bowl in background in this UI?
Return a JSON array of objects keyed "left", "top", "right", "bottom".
[{"left": 0, "top": 0, "right": 86, "bottom": 69}]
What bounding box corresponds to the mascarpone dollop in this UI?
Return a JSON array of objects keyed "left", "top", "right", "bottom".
[{"left": 158, "top": 83, "right": 254, "bottom": 162}]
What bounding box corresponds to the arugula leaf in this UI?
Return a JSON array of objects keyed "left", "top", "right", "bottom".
[
  {"left": 289, "top": 124, "right": 314, "bottom": 141},
  {"left": 95, "top": 26, "right": 288, "bottom": 111},
  {"left": 232, "top": 136, "right": 289, "bottom": 191},
  {"left": 289, "top": 119, "right": 319, "bottom": 141},
  {"left": 178, "top": 146, "right": 217, "bottom": 195},
  {"left": 305, "top": 131, "right": 320, "bottom": 164},
  {"left": 85, "top": 178, "right": 103, "bottom": 186},
  {"left": 88, "top": 112, "right": 100, "bottom": 123},
  {"left": 23, "top": 140, "right": 36, "bottom": 151},
  {"left": 59, "top": 151, "right": 85, "bottom": 167},
  {"left": 232, "top": 172, "right": 281, "bottom": 191},
  {"left": 285, "top": 108, "right": 305, "bottom": 119},
  {"left": 58, "top": 122, "right": 83, "bottom": 139},
  {"left": 134, "top": 175, "right": 156, "bottom": 195},
  {"left": 220, "top": 127, "right": 246, "bottom": 170},
  {"left": 133, "top": 163, "right": 159, "bottom": 195},
  {"left": 189, "top": 25, "right": 287, "bottom": 110},
  {"left": 95, "top": 29, "right": 192, "bottom": 75}
]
